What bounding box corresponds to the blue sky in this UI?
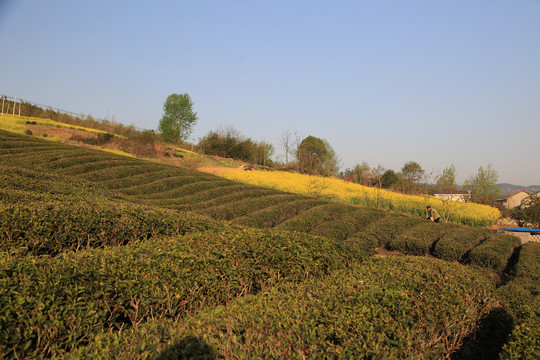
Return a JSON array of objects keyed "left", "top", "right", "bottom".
[{"left": 1, "top": 0, "right": 539, "bottom": 185}]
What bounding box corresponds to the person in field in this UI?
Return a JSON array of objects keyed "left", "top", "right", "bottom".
[{"left": 426, "top": 205, "right": 441, "bottom": 223}]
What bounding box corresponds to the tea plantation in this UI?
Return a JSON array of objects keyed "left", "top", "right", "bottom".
[{"left": 0, "top": 130, "right": 538, "bottom": 359}]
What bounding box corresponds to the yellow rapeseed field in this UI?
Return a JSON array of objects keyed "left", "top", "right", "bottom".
[{"left": 221, "top": 170, "right": 501, "bottom": 226}]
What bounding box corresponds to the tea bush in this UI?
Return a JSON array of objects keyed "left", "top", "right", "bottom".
[
  {"left": 0, "top": 201, "right": 219, "bottom": 255},
  {"left": 186, "top": 187, "right": 284, "bottom": 211},
  {"left": 98, "top": 169, "right": 192, "bottom": 190},
  {"left": 0, "top": 227, "right": 367, "bottom": 358},
  {"left": 387, "top": 222, "right": 459, "bottom": 256},
  {"left": 138, "top": 179, "right": 237, "bottom": 200},
  {"left": 356, "top": 215, "right": 425, "bottom": 248},
  {"left": 64, "top": 257, "right": 502, "bottom": 359},
  {"left": 512, "top": 241, "right": 540, "bottom": 281},
  {"left": 202, "top": 194, "right": 302, "bottom": 221},
  {"left": 234, "top": 198, "right": 328, "bottom": 228},
  {"left": 308, "top": 208, "right": 384, "bottom": 241},
  {"left": 277, "top": 203, "right": 350, "bottom": 233},
  {"left": 432, "top": 227, "right": 491, "bottom": 262},
  {"left": 465, "top": 234, "right": 521, "bottom": 272},
  {"left": 496, "top": 243, "right": 540, "bottom": 360}
]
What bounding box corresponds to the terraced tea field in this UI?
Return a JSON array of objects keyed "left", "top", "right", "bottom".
[{"left": 0, "top": 130, "right": 538, "bottom": 358}]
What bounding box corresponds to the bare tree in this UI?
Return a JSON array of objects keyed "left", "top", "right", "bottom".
[
  {"left": 371, "top": 164, "right": 386, "bottom": 189},
  {"left": 280, "top": 129, "right": 293, "bottom": 165}
]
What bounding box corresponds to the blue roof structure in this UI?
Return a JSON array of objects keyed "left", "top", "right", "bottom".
[{"left": 501, "top": 227, "right": 540, "bottom": 233}]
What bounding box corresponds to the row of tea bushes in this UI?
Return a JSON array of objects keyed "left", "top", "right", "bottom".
[
  {"left": 64, "top": 257, "right": 502, "bottom": 359},
  {"left": 233, "top": 198, "right": 329, "bottom": 228},
  {"left": 498, "top": 242, "right": 540, "bottom": 359},
  {"left": 432, "top": 227, "right": 491, "bottom": 262},
  {"left": 0, "top": 227, "right": 368, "bottom": 358},
  {"left": 466, "top": 234, "right": 522, "bottom": 272},
  {"left": 386, "top": 222, "right": 459, "bottom": 256},
  {"left": 1, "top": 132, "right": 525, "bottom": 278},
  {"left": 0, "top": 200, "right": 219, "bottom": 256},
  {"left": 0, "top": 165, "right": 221, "bottom": 256}
]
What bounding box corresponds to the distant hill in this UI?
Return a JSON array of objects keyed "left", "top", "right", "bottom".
[{"left": 497, "top": 183, "right": 540, "bottom": 196}]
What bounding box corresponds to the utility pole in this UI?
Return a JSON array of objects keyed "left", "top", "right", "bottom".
[
  {"left": 18, "top": 98, "right": 21, "bottom": 116},
  {"left": 13, "top": 97, "right": 16, "bottom": 115}
]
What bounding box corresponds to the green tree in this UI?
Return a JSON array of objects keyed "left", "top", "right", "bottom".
[
  {"left": 158, "top": 93, "right": 198, "bottom": 143},
  {"left": 463, "top": 164, "right": 500, "bottom": 205},
  {"left": 252, "top": 141, "right": 275, "bottom": 167},
  {"left": 436, "top": 164, "right": 457, "bottom": 191},
  {"left": 381, "top": 169, "right": 399, "bottom": 189},
  {"left": 296, "top": 135, "right": 339, "bottom": 176},
  {"left": 401, "top": 161, "right": 424, "bottom": 194},
  {"left": 511, "top": 193, "right": 540, "bottom": 227}
]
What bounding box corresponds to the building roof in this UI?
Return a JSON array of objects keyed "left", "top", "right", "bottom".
[
  {"left": 433, "top": 189, "right": 470, "bottom": 195},
  {"left": 498, "top": 190, "right": 533, "bottom": 201}
]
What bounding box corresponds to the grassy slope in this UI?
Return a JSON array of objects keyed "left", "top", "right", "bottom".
[{"left": 0, "top": 129, "right": 538, "bottom": 358}]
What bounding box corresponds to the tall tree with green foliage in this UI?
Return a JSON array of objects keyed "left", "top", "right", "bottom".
[
  {"left": 158, "top": 93, "right": 198, "bottom": 143},
  {"left": 381, "top": 169, "right": 399, "bottom": 189},
  {"left": 463, "top": 164, "right": 501, "bottom": 205},
  {"left": 436, "top": 164, "right": 457, "bottom": 191},
  {"left": 401, "top": 161, "right": 424, "bottom": 194},
  {"left": 296, "top": 135, "right": 339, "bottom": 176}
]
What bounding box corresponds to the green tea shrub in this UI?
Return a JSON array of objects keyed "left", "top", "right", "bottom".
[
  {"left": 234, "top": 198, "right": 327, "bottom": 228},
  {"left": 357, "top": 215, "right": 424, "bottom": 248},
  {"left": 107, "top": 174, "right": 201, "bottom": 196},
  {"left": 499, "top": 314, "right": 540, "bottom": 360},
  {"left": 309, "top": 208, "right": 384, "bottom": 241},
  {"left": 187, "top": 187, "right": 283, "bottom": 210},
  {"left": 64, "top": 257, "right": 501, "bottom": 359},
  {"left": 278, "top": 203, "right": 348, "bottom": 233},
  {"left": 0, "top": 228, "right": 366, "bottom": 358},
  {"left": 387, "top": 222, "right": 459, "bottom": 256},
  {"left": 140, "top": 180, "right": 238, "bottom": 201},
  {"left": 497, "top": 279, "right": 540, "bottom": 360},
  {"left": 202, "top": 194, "right": 301, "bottom": 221},
  {"left": 0, "top": 201, "right": 220, "bottom": 255},
  {"left": 512, "top": 241, "right": 540, "bottom": 281},
  {"left": 432, "top": 227, "right": 491, "bottom": 262},
  {"left": 99, "top": 169, "right": 195, "bottom": 190},
  {"left": 46, "top": 154, "right": 127, "bottom": 171},
  {"left": 58, "top": 159, "right": 135, "bottom": 176},
  {"left": 465, "top": 234, "right": 521, "bottom": 272}
]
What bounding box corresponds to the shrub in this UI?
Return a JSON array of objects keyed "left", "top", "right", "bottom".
[
  {"left": 202, "top": 194, "right": 301, "bottom": 221},
  {"left": 356, "top": 215, "right": 424, "bottom": 248},
  {"left": 512, "top": 241, "right": 540, "bottom": 281},
  {"left": 64, "top": 257, "right": 502, "bottom": 359},
  {"left": 465, "top": 234, "right": 521, "bottom": 272},
  {"left": 387, "top": 222, "right": 458, "bottom": 256},
  {"left": 0, "top": 200, "right": 220, "bottom": 255},
  {"left": 277, "top": 203, "right": 350, "bottom": 233},
  {"left": 0, "top": 228, "right": 366, "bottom": 358},
  {"left": 309, "top": 208, "right": 384, "bottom": 241},
  {"left": 432, "top": 227, "right": 491, "bottom": 262},
  {"left": 497, "top": 277, "right": 540, "bottom": 360},
  {"left": 234, "top": 198, "right": 328, "bottom": 228}
]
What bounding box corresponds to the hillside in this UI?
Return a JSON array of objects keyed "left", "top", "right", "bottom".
[
  {"left": 0, "top": 129, "right": 539, "bottom": 358},
  {"left": 497, "top": 183, "right": 540, "bottom": 196}
]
